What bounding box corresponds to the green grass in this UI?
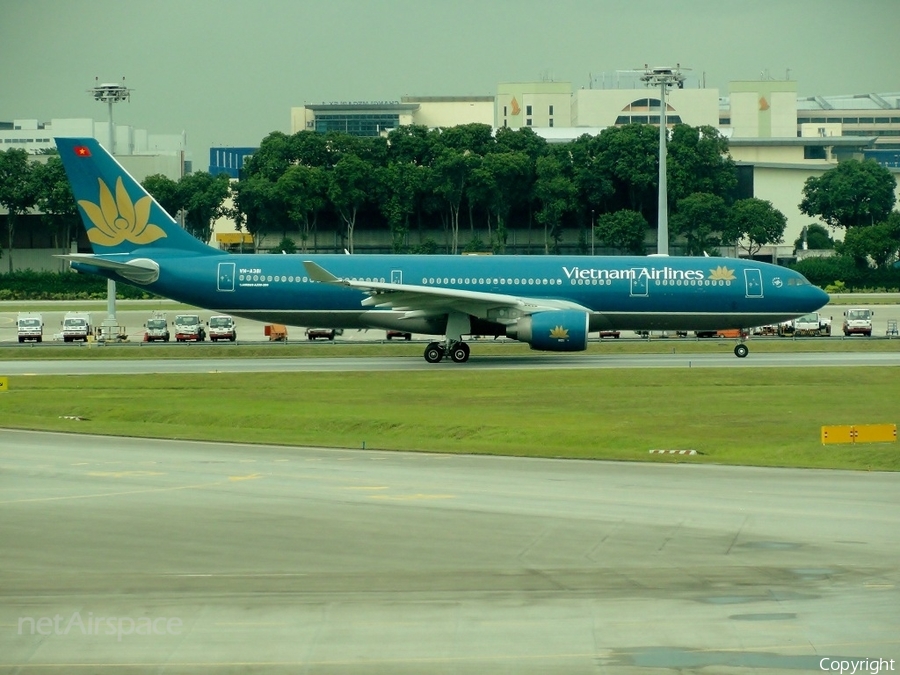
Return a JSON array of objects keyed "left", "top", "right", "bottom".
[{"left": 0, "top": 367, "right": 897, "bottom": 471}]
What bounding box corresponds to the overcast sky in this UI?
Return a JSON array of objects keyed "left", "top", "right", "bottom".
[{"left": 2, "top": 0, "right": 898, "bottom": 165}]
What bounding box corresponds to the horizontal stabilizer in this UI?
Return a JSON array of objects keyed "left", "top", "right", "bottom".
[{"left": 56, "top": 254, "right": 160, "bottom": 285}]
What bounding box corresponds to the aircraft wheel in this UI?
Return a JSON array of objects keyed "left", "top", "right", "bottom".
[
  {"left": 734, "top": 344, "right": 749, "bottom": 358},
  {"left": 450, "top": 342, "right": 470, "bottom": 363},
  {"left": 424, "top": 342, "right": 444, "bottom": 363},
  {"left": 449, "top": 343, "right": 469, "bottom": 363}
]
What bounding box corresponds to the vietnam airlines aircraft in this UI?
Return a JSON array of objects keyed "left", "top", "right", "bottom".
[{"left": 55, "top": 137, "right": 828, "bottom": 362}]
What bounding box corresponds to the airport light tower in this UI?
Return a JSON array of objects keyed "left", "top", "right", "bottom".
[
  {"left": 88, "top": 78, "right": 132, "bottom": 340},
  {"left": 89, "top": 78, "right": 131, "bottom": 154},
  {"left": 640, "top": 64, "right": 686, "bottom": 256}
]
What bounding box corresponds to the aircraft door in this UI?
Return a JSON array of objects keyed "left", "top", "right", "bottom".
[
  {"left": 744, "top": 268, "right": 763, "bottom": 298},
  {"left": 391, "top": 270, "right": 402, "bottom": 284},
  {"left": 630, "top": 268, "right": 648, "bottom": 297},
  {"left": 217, "top": 262, "right": 235, "bottom": 292}
]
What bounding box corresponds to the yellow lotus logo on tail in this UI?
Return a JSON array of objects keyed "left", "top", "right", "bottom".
[
  {"left": 78, "top": 177, "right": 166, "bottom": 247},
  {"left": 549, "top": 326, "right": 569, "bottom": 340},
  {"left": 708, "top": 266, "right": 736, "bottom": 281}
]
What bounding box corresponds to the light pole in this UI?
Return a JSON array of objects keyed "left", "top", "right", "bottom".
[
  {"left": 640, "top": 64, "right": 686, "bottom": 256},
  {"left": 591, "top": 209, "right": 595, "bottom": 256},
  {"left": 88, "top": 78, "right": 131, "bottom": 340}
]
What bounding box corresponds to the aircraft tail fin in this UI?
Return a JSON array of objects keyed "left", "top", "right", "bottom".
[{"left": 55, "top": 137, "right": 216, "bottom": 256}]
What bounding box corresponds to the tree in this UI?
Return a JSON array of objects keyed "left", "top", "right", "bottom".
[
  {"left": 434, "top": 123, "right": 495, "bottom": 156},
  {"left": 794, "top": 223, "right": 834, "bottom": 251},
  {"left": 727, "top": 198, "right": 786, "bottom": 257},
  {"left": 799, "top": 159, "right": 896, "bottom": 230},
  {"left": 386, "top": 125, "right": 434, "bottom": 166},
  {"left": 473, "top": 152, "right": 531, "bottom": 253},
  {"left": 594, "top": 210, "right": 648, "bottom": 255},
  {"left": 0, "top": 148, "right": 38, "bottom": 273},
  {"left": 179, "top": 172, "right": 231, "bottom": 244},
  {"left": 328, "top": 154, "right": 372, "bottom": 253},
  {"left": 142, "top": 174, "right": 182, "bottom": 218},
  {"left": 378, "top": 162, "right": 427, "bottom": 252},
  {"left": 836, "top": 213, "right": 900, "bottom": 269},
  {"left": 431, "top": 148, "right": 474, "bottom": 254},
  {"left": 595, "top": 124, "right": 659, "bottom": 218},
  {"left": 273, "top": 236, "right": 297, "bottom": 254},
  {"left": 275, "top": 164, "right": 326, "bottom": 251},
  {"left": 231, "top": 175, "right": 278, "bottom": 250},
  {"left": 534, "top": 154, "right": 576, "bottom": 254},
  {"left": 242, "top": 131, "right": 296, "bottom": 180},
  {"left": 670, "top": 192, "right": 728, "bottom": 256},
  {"left": 33, "top": 157, "right": 81, "bottom": 262},
  {"left": 667, "top": 124, "right": 736, "bottom": 203}
]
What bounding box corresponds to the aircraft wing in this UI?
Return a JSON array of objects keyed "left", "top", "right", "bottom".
[{"left": 303, "top": 261, "right": 590, "bottom": 323}]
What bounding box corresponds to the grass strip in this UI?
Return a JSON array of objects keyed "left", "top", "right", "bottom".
[{"left": 0, "top": 367, "right": 897, "bottom": 471}]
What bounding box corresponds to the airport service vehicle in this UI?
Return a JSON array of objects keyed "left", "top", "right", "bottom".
[
  {"left": 778, "top": 312, "right": 831, "bottom": 337},
  {"left": 305, "top": 328, "right": 338, "bottom": 341},
  {"left": 842, "top": 308, "right": 873, "bottom": 337},
  {"left": 173, "top": 314, "right": 205, "bottom": 342},
  {"left": 208, "top": 315, "right": 237, "bottom": 341},
  {"left": 386, "top": 329, "right": 412, "bottom": 340},
  {"left": 61, "top": 312, "right": 92, "bottom": 342},
  {"left": 16, "top": 313, "right": 43, "bottom": 343},
  {"left": 144, "top": 312, "right": 170, "bottom": 342},
  {"left": 54, "top": 137, "right": 830, "bottom": 362}
]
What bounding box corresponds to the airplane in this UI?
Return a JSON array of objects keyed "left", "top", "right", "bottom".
[{"left": 54, "top": 137, "right": 829, "bottom": 363}]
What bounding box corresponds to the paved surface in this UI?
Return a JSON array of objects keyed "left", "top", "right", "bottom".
[
  {"left": 2, "top": 351, "right": 900, "bottom": 376},
  {"left": 1, "top": 430, "right": 898, "bottom": 673},
  {"left": 2, "top": 300, "right": 900, "bottom": 344}
]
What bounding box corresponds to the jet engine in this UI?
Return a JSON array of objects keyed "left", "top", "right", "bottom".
[{"left": 506, "top": 310, "right": 589, "bottom": 352}]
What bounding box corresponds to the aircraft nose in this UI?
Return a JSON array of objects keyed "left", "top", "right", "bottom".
[{"left": 810, "top": 285, "right": 830, "bottom": 310}]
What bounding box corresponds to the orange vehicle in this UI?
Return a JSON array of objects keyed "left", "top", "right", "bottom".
[{"left": 715, "top": 329, "right": 749, "bottom": 338}]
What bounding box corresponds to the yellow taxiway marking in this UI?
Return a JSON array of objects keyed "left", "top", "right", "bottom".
[
  {"left": 341, "top": 486, "right": 388, "bottom": 491},
  {"left": 0, "top": 480, "right": 227, "bottom": 505},
  {"left": 371, "top": 493, "right": 454, "bottom": 501},
  {"left": 229, "top": 473, "right": 261, "bottom": 482},
  {"left": 87, "top": 470, "right": 165, "bottom": 478}
]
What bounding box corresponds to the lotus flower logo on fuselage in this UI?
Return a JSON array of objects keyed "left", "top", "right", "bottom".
[
  {"left": 708, "top": 266, "right": 736, "bottom": 281},
  {"left": 78, "top": 177, "right": 166, "bottom": 247}
]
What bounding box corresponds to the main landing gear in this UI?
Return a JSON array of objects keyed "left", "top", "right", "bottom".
[
  {"left": 423, "top": 312, "right": 473, "bottom": 364},
  {"left": 424, "top": 341, "right": 470, "bottom": 364}
]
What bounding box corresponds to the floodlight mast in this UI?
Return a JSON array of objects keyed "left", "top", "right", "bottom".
[
  {"left": 87, "top": 77, "right": 132, "bottom": 340},
  {"left": 88, "top": 78, "right": 131, "bottom": 154},
  {"left": 640, "top": 64, "right": 686, "bottom": 256}
]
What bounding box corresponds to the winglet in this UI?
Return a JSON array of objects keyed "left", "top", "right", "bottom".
[{"left": 303, "top": 261, "right": 341, "bottom": 283}]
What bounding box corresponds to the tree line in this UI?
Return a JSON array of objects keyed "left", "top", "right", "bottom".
[
  {"left": 1, "top": 123, "right": 898, "bottom": 291},
  {"left": 227, "top": 124, "right": 783, "bottom": 256}
]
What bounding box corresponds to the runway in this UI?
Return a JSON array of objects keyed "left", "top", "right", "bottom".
[
  {"left": 1, "top": 430, "right": 898, "bottom": 673},
  {"left": 2, "top": 350, "right": 900, "bottom": 375}
]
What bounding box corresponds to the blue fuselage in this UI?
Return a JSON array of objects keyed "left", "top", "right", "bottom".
[{"left": 76, "top": 252, "right": 829, "bottom": 336}]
